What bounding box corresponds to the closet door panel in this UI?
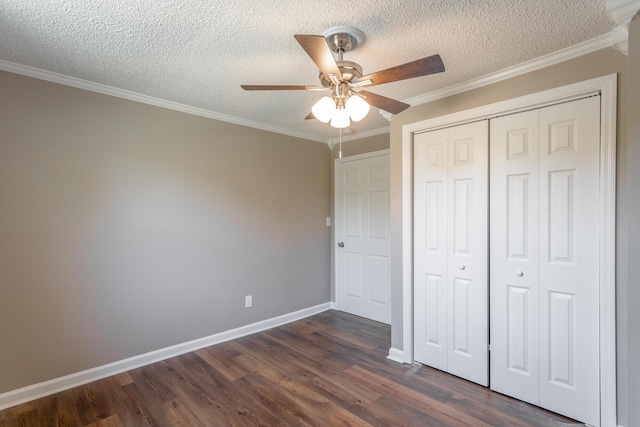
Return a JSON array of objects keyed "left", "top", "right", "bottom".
[
  {"left": 538, "top": 97, "right": 600, "bottom": 426},
  {"left": 490, "top": 109, "right": 540, "bottom": 404},
  {"left": 446, "top": 121, "right": 489, "bottom": 386},
  {"left": 414, "top": 129, "right": 449, "bottom": 370}
]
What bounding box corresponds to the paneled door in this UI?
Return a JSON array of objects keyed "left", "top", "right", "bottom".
[
  {"left": 488, "top": 109, "right": 541, "bottom": 404},
  {"left": 490, "top": 96, "right": 601, "bottom": 426},
  {"left": 335, "top": 151, "right": 390, "bottom": 324},
  {"left": 413, "top": 121, "right": 488, "bottom": 386}
]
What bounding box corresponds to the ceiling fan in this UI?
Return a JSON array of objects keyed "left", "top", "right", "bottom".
[{"left": 241, "top": 26, "right": 445, "bottom": 128}]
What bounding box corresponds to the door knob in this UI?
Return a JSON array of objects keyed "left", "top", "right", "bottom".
[
  {"left": 516, "top": 270, "right": 524, "bottom": 277},
  {"left": 338, "top": 242, "right": 345, "bottom": 248},
  {"left": 458, "top": 264, "right": 465, "bottom": 270}
]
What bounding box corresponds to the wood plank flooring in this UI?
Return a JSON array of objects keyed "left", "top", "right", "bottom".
[{"left": 0, "top": 310, "right": 580, "bottom": 426}]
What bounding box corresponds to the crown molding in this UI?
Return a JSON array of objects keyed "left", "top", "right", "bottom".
[
  {"left": 379, "top": 110, "right": 394, "bottom": 121},
  {"left": 0, "top": 28, "right": 625, "bottom": 146},
  {"left": 612, "top": 25, "right": 630, "bottom": 54},
  {"left": 359, "top": 30, "right": 625, "bottom": 139},
  {"left": 0, "top": 60, "right": 327, "bottom": 144},
  {"left": 606, "top": 0, "right": 640, "bottom": 24},
  {"left": 405, "top": 31, "right": 622, "bottom": 108}
]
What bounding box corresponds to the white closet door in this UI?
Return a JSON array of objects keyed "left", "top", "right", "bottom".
[
  {"left": 538, "top": 97, "right": 600, "bottom": 425},
  {"left": 446, "top": 122, "right": 489, "bottom": 385},
  {"left": 414, "top": 121, "right": 488, "bottom": 386},
  {"left": 414, "top": 128, "right": 449, "bottom": 371},
  {"left": 489, "top": 109, "right": 541, "bottom": 404},
  {"left": 490, "top": 97, "right": 600, "bottom": 426}
]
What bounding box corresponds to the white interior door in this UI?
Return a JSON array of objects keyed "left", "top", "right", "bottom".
[
  {"left": 490, "top": 96, "right": 601, "bottom": 426},
  {"left": 335, "top": 152, "right": 391, "bottom": 324},
  {"left": 414, "top": 121, "right": 488, "bottom": 386}
]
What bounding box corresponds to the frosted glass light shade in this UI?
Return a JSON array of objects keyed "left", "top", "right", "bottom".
[
  {"left": 330, "top": 107, "right": 350, "bottom": 128},
  {"left": 311, "top": 96, "right": 335, "bottom": 123},
  {"left": 345, "top": 95, "right": 370, "bottom": 122}
]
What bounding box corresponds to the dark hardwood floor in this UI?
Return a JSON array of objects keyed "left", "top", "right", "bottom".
[{"left": 0, "top": 310, "right": 580, "bottom": 426}]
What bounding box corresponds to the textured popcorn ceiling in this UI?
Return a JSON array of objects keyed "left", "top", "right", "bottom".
[{"left": 0, "top": 0, "right": 615, "bottom": 142}]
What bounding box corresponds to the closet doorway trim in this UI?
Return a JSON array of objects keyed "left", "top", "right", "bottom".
[{"left": 400, "top": 74, "right": 617, "bottom": 426}]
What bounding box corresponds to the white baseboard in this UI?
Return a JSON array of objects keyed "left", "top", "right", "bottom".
[
  {"left": 387, "top": 347, "right": 405, "bottom": 363},
  {"left": 0, "top": 302, "right": 333, "bottom": 411}
]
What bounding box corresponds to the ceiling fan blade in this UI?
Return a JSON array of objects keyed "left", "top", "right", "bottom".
[
  {"left": 241, "top": 85, "right": 320, "bottom": 91},
  {"left": 305, "top": 112, "right": 315, "bottom": 120},
  {"left": 359, "top": 90, "right": 411, "bottom": 115},
  {"left": 294, "top": 35, "right": 343, "bottom": 81},
  {"left": 359, "top": 54, "right": 445, "bottom": 87}
]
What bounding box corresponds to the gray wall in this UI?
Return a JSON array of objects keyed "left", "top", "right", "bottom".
[
  {"left": 0, "top": 70, "right": 332, "bottom": 394},
  {"left": 625, "top": 14, "right": 640, "bottom": 427},
  {"left": 330, "top": 133, "right": 390, "bottom": 160},
  {"left": 388, "top": 46, "right": 632, "bottom": 423}
]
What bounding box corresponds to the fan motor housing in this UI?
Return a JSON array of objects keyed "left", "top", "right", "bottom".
[{"left": 319, "top": 60, "right": 363, "bottom": 87}]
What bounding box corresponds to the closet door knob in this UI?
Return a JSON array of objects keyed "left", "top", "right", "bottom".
[
  {"left": 516, "top": 270, "right": 524, "bottom": 277},
  {"left": 458, "top": 264, "right": 466, "bottom": 270},
  {"left": 338, "top": 242, "right": 345, "bottom": 248}
]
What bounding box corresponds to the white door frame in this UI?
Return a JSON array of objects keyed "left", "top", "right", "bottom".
[
  {"left": 400, "top": 74, "right": 617, "bottom": 426},
  {"left": 334, "top": 149, "right": 390, "bottom": 319}
]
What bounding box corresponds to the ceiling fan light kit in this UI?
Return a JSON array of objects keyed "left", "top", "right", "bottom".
[
  {"left": 345, "top": 94, "right": 370, "bottom": 122},
  {"left": 312, "top": 79, "right": 371, "bottom": 128},
  {"left": 311, "top": 96, "right": 335, "bottom": 123},
  {"left": 330, "top": 107, "right": 350, "bottom": 129},
  {"left": 241, "top": 25, "right": 445, "bottom": 129}
]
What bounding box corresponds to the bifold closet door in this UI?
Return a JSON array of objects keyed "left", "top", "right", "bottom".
[
  {"left": 414, "top": 120, "right": 488, "bottom": 386},
  {"left": 490, "top": 96, "right": 601, "bottom": 426}
]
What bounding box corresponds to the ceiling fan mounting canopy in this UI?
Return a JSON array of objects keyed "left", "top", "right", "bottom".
[{"left": 321, "top": 25, "right": 364, "bottom": 54}]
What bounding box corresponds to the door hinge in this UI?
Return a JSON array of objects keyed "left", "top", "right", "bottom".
[{"left": 488, "top": 344, "right": 491, "bottom": 351}]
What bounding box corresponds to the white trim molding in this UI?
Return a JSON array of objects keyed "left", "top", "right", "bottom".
[
  {"left": 605, "top": 0, "right": 640, "bottom": 54},
  {"left": 333, "top": 148, "right": 390, "bottom": 164},
  {"left": 405, "top": 32, "right": 625, "bottom": 108},
  {"left": 387, "top": 347, "right": 405, "bottom": 363},
  {"left": 327, "top": 126, "right": 390, "bottom": 150},
  {"left": 379, "top": 111, "right": 394, "bottom": 122},
  {"left": 401, "top": 74, "right": 618, "bottom": 427},
  {"left": 612, "top": 25, "right": 630, "bottom": 55},
  {"left": 606, "top": 0, "right": 640, "bottom": 24},
  {"left": 0, "top": 29, "right": 627, "bottom": 147},
  {"left": 0, "top": 60, "right": 327, "bottom": 144},
  {"left": 0, "top": 302, "right": 333, "bottom": 411}
]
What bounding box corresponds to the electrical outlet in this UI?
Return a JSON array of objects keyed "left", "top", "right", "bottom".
[{"left": 245, "top": 295, "right": 252, "bottom": 308}]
